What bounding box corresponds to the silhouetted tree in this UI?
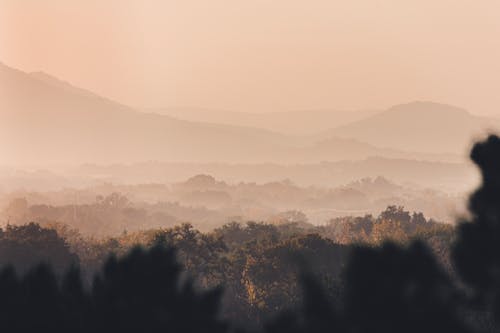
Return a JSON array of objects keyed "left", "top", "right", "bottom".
[
  {"left": 90, "top": 245, "right": 226, "bottom": 333},
  {"left": 344, "top": 241, "right": 469, "bottom": 333},
  {"left": 453, "top": 135, "right": 500, "bottom": 323},
  {"left": 0, "top": 262, "right": 85, "bottom": 333},
  {"left": 0, "top": 244, "right": 227, "bottom": 333},
  {"left": 6, "top": 136, "right": 500, "bottom": 332}
]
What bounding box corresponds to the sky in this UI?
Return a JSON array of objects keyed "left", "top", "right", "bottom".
[{"left": 1, "top": 0, "right": 500, "bottom": 114}]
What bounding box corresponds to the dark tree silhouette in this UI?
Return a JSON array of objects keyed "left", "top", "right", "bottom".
[
  {"left": 90, "top": 245, "right": 226, "bottom": 333},
  {"left": 4, "top": 136, "right": 500, "bottom": 332},
  {"left": 453, "top": 135, "right": 500, "bottom": 322},
  {"left": 344, "top": 241, "right": 469, "bottom": 333},
  {"left": 0, "top": 263, "right": 83, "bottom": 333},
  {"left": 0, "top": 245, "right": 227, "bottom": 333}
]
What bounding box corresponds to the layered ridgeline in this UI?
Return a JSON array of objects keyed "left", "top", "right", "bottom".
[
  {"left": 0, "top": 63, "right": 291, "bottom": 164},
  {"left": 150, "top": 102, "right": 500, "bottom": 157},
  {"left": 146, "top": 106, "right": 380, "bottom": 135},
  {"left": 1, "top": 63, "right": 494, "bottom": 166},
  {"left": 321, "top": 101, "right": 500, "bottom": 155}
]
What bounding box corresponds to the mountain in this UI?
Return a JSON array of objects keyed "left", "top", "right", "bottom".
[
  {"left": 146, "top": 107, "right": 380, "bottom": 135},
  {"left": 322, "top": 101, "right": 500, "bottom": 154},
  {"left": 1, "top": 63, "right": 455, "bottom": 165},
  {"left": 0, "top": 63, "right": 297, "bottom": 164},
  {"left": 29, "top": 71, "right": 107, "bottom": 101}
]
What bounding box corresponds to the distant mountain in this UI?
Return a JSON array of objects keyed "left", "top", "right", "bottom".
[
  {"left": 1, "top": 63, "right": 454, "bottom": 165},
  {"left": 29, "top": 71, "right": 107, "bottom": 101},
  {"left": 301, "top": 137, "right": 460, "bottom": 162},
  {"left": 146, "top": 107, "right": 380, "bottom": 135},
  {"left": 322, "top": 101, "right": 500, "bottom": 154},
  {"left": 0, "top": 63, "right": 295, "bottom": 164}
]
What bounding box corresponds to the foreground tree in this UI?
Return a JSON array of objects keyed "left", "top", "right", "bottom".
[
  {"left": 90, "top": 245, "right": 226, "bottom": 333},
  {"left": 0, "top": 245, "right": 227, "bottom": 333},
  {"left": 453, "top": 135, "right": 500, "bottom": 323},
  {"left": 344, "top": 241, "right": 469, "bottom": 333}
]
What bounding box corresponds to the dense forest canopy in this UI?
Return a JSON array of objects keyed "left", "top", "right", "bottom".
[
  {"left": 1, "top": 135, "right": 500, "bottom": 332},
  {"left": 0, "top": 204, "right": 457, "bottom": 329},
  {"left": 3, "top": 1, "right": 500, "bottom": 331}
]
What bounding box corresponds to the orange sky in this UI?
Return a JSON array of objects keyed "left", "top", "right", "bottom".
[{"left": 1, "top": 0, "right": 500, "bottom": 114}]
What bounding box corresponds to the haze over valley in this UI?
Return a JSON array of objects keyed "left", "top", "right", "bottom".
[
  {"left": 4, "top": 2, "right": 500, "bottom": 331},
  {"left": 0, "top": 60, "right": 493, "bottom": 230}
]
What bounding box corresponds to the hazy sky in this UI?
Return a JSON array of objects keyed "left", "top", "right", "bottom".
[{"left": 1, "top": 0, "right": 500, "bottom": 113}]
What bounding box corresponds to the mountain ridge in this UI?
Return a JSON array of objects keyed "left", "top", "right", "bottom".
[
  {"left": 146, "top": 106, "right": 381, "bottom": 136},
  {"left": 0, "top": 62, "right": 469, "bottom": 165},
  {"left": 321, "top": 101, "right": 500, "bottom": 154}
]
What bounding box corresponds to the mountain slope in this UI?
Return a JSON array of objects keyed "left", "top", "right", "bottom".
[
  {"left": 0, "top": 63, "right": 298, "bottom": 164},
  {"left": 322, "top": 101, "right": 500, "bottom": 154},
  {"left": 0, "top": 64, "right": 462, "bottom": 165},
  {"left": 148, "top": 107, "right": 380, "bottom": 135}
]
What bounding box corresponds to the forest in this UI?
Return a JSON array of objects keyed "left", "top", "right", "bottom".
[
  {"left": 0, "top": 136, "right": 498, "bottom": 332},
  {"left": 0, "top": 173, "right": 463, "bottom": 235},
  {"left": 3, "top": 1, "right": 500, "bottom": 331}
]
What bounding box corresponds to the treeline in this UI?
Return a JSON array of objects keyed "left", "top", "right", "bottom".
[
  {"left": 0, "top": 206, "right": 455, "bottom": 328},
  {"left": 0, "top": 135, "right": 500, "bottom": 332},
  {"left": 0, "top": 172, "right": 461, "bottom": 237}
]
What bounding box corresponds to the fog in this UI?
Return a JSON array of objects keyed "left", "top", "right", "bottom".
[
  {"left": 0, "top": 0, "right": 499, "bottom": 233},
  {"left": 0, "top": 60, "right": 492, "bottom": 232},
  {"left": 3, "top": 2, "right": 500, "bottom": 331}
]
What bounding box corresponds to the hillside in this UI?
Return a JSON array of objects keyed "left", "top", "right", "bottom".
[
  {"left": 0, "top": 63, "right": 450, "bottom": 165},
  {"left": 148, "top": 107, "right": 380, "bottom": 135},
  {"left": 323, "top": 101, "right": 500, "bottom": 154},
  {"left": 0, "top": 63, "right": 294, "bottom": 164}
]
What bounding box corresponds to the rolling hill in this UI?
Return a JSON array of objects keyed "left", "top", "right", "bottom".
[
  {"left": 147, "top": 107, "right": 380, "bottom": 135},
  {"left": 0, "top": 63, "right": 294, "bottom": 164},
  {"left": 0, "top": 63, "right": 451, "bottom": 165},
  {"left": 322, "top": 101, "right": 500, "bottom": 154}
]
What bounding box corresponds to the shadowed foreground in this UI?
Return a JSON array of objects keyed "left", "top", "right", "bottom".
[{"left": 2, "top": 136, "right": 500, "bottom": 333}]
